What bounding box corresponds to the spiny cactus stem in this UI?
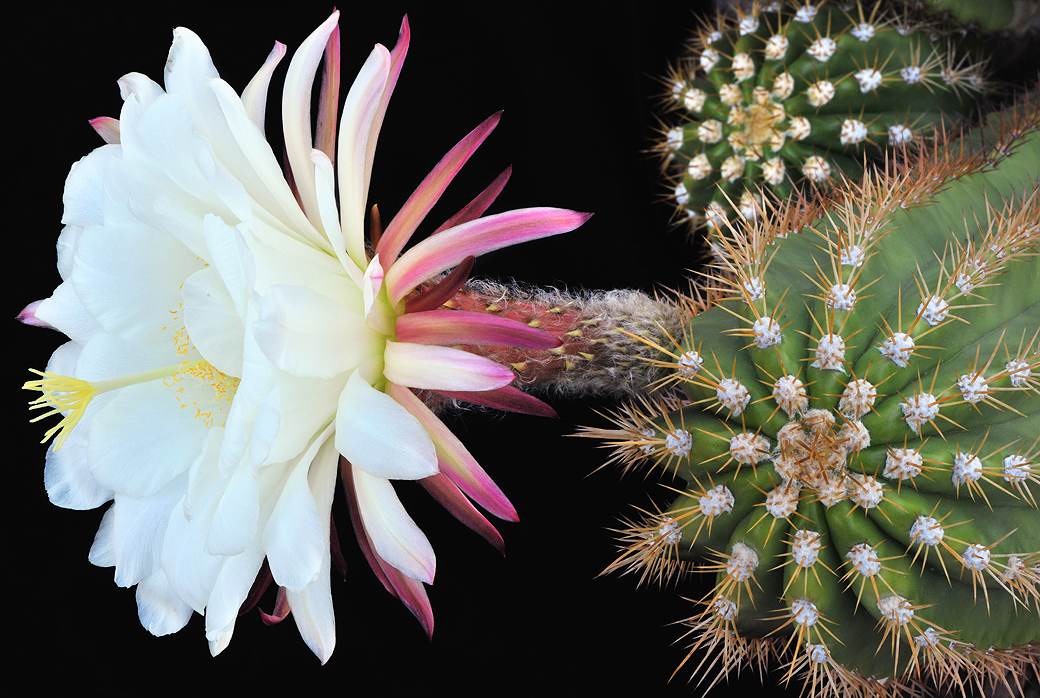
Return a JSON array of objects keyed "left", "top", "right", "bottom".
[{"left": 415, "top": 281, "right": 684, "bottom": 412}]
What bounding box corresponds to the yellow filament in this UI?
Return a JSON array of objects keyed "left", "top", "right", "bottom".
[{"left": 24, "top": 359, "right": 237, "bottom": 449}]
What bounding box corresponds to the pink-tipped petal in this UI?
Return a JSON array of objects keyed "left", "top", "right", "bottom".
[
  {"left": 386, "top": 208, "right": 592, "bottom": 305},
  {"left": 420, "top": 473, "right": 505, "bottom": 554},
  {"left": 241, "top": 41, "right": 287, "bottom": 138},
  {"left": 403, "top": 256, "right": 474, "bottom": 314},
  {"left": 283, "top": 11, "right": 341, "bottom": 228},
  {"left": 364, "top": 16, "right": 410, "bottom": 210},
  {"left": 432, "top": 166, "right": 512, "bottom": 234},
  {"left": 396, "top": 310, "right": 562, "bottom": 349},
  {"left": 376, "top": 113, "right": 501, "bottom": 265},
  {"left": 383, "top": 341, "right": 515, "bottom": 392},
  {"left": 260, "top": 586, "right": 291, "bottom": 625},
  {"left": 434, "top": 386, "right": 559, "bottom": 419},
  {"left": 377, "top": 557, "right": 434, "bottom": 638},
  {"left": 89, "top": 116, "right": 120, "bottom": 144},
  {"left": 344, "top": 457, "right": 434, "bottom": 637},
  {"left": 352, "top": 467, "right": 436, "bottom": 584},
  {"left": 315, "top": 24, "right": 341, "bottom": 164},
  {"left": 338, "top": 16, "right": 409, "bottom": 269},
  {"left": 337, "top": 46, "right": 392, "bottom": 268},
  {"left": 17, "top": 300, "right": 55, "bottom": 329},
  {"left": 239, "top": 560, "right": 274, "bottom": 617},
  {"left": 341, "top": 457, "right": 395, "bottom": 594},
  {"left": 386, "top": 383, "right": 518, "bottom": 521}
]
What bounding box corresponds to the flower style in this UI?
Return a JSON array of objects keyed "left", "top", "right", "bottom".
[{"left": 23, "top": 11, "right": 588, "bottom": 662}]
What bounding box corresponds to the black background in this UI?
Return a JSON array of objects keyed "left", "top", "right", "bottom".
[{"left": 8, "top": 2, "right": 1033, "bottom": 697}]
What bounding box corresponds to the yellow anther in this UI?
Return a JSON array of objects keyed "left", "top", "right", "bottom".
[{"left": 24, "top": 371, "right": 97, "bottom": 450}]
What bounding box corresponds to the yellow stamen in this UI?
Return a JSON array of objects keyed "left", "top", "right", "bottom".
[
  {"left": 24, "top": 359, "right": 236, "bottom": 449},
  {"left": 24, "top": 371, "right": 97, "bottom": 450}
]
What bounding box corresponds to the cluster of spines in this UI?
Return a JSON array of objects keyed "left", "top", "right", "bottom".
[
  {"left": 586, "top": 93, "right": 1040, "bottom": 696},
  {"left": 657, "top": 0, "right": 988, "bottom": 231}
]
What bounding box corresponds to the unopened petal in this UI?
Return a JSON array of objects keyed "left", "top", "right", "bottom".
[{"left": 383, "top": 340, "right": 514, "bottom": 392}]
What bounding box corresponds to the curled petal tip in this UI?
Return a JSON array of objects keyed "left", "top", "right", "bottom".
[
  {"left": 17, "top": 300, "right": 54, "bottom": 329},
  {"left": 89, "top": 116, "right": 121, "bottom": 144}
]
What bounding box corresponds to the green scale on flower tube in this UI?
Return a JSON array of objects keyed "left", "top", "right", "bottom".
[
  {"left": 586, "top": 94, "right": 1040, "bottom": 697},
  {"left": 660, "top": 0, "right": 987, "bottom": 231}
]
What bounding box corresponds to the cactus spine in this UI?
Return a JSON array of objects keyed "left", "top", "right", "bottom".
[
  {"left": 587, "top": 94, "right": 1040, "bottom": 696},
  {"left": 660, "top": 0, "right": 987, "bottom": 230}
]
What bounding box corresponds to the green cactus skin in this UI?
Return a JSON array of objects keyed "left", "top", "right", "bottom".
[
  {"left": 589, "top": 97, "right": 1040, "bottom": 697},
  {"left": 897, "top": 0, "right": 1040, "bottom": 34},
  {"left": 660, "top": 0, "right": 988, "bottom": 231}
]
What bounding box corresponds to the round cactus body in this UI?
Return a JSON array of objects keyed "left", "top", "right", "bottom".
[
  {"left": 661, "top": 0, "right": 988, "bottom": 231},
  {"left": 592, "top": 98, "right": 1040, "bottom": 696}
]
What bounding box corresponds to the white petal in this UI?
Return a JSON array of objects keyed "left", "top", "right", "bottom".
[
  {"left": 240, "top": 41, "right": 287, "bottom": 137},
  {"left": 87, "top": 380, "right": 210, "bottom": 498},
  {"left": 204, "top": 463, "right": 259, "bottom": 556},
  {"left": 209, "top": 629, "right": 234, "bottom": 657},
  {"left": 208, "top": 76, "right": 326, "bottom": 247},
  {"left": 136, "top": 569, "right": 193, "bottom": 636},
  {"left": 117, "top": 72, "right": 165, "bottom": 108},
  {"left": 35, "top": 280, "right": 101, "bottom": 346},
  {"left": 61, "top": 145, "right": 114, "bottom": 229},
  {"left": 263, "top": 425, "right": 337, "bottom": 592},
  {"left": 88, "top": 505, "right": 116, "bottom": 568},
  {"left": 45, "top": 434, "right": 113, "bottom": 510},
  {"left": 43, "top": 344, "right": 113, "bottom": 510},
  {"left": 181, "top": 266, "right": 244, "bottom": 377},
  {"left": 74, "top": 334, "right": 174, "bottom": 384},
  {"left": 284, "top": 431, "right": 339, "bottom": 663},
  {"left": 282, "top": 11, "right": 340, "bottom": 229},
  {"left": 218, "top": 305, "right": 275, "bottom": 475},
  {"left": 110, "top": 477, "right": 184, "bottom": 588},
  {"left": 362, "top": 255, "right": 394, "bottom": 336},
  {"left": 286, "top": 574, "right": 336, "bottom": 664},
  {"left": 161, "top": 491, "right": 223, "bottom": 614},
  {"left": 254, "top": 284, "right": 380, "bottom": 378},
  {"left": 70, "top": 219, "right": 202, "bottom": 343},
  {"left": 312, "top": 149, "right": 364, "bottom": 285},
  {"left": 257, "top": 369, "right": 341, "bottom": 465},
  {"left": 338, "top": 45, "right": 391, "bottom": 268},
  {"left": 353, "top": 467, "right": 435, "bottom": 583},
  {"left": 204, "top": 546, "right": 265, "bottom": 643},
  {"left": 335, "top": 369, "right": 438, "bottom": 480}
]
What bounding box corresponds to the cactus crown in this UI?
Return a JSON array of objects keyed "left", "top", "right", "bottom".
[
  {"left": 588, "top": 93, "right": 1040, "bottom": 697},
  {"left": 659, "top": 0, "right": 988, "bottom": 231}
]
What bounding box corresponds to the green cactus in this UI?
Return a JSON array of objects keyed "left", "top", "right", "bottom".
[
  {"left": 661, "top": 0, "right": 988, "bottom": 231},
  {"left": 893, "top": 0, "right": 1040, "bottom": 34},
  {"left": 588, "top": 94, "right": 1039, "bottom": 696}
]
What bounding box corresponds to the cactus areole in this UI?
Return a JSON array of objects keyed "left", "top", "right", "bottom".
[
  {"left": 661, "top": 0, "right": 987, "bottom": 230},
  {"left": 592, "top": 98, "right": 1040, "bottom": 696}
]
